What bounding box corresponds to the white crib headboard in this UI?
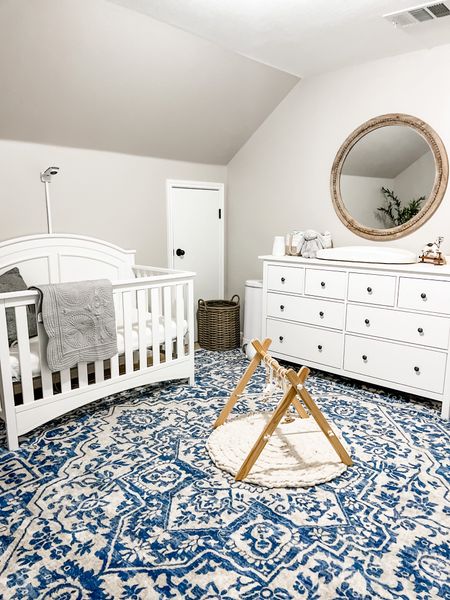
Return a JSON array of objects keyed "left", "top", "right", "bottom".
[{"left": 0, "top": 234, "right": 136, "bottom": 285}]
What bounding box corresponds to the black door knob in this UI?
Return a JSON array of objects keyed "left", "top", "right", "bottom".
[
  {"left": 279, "top": 336, "right": 284, "bottom": 342},
  {"left": 280, "top": 305, "right": 285, "bottom": 311},
  {"left": 281, "top": 277, "right": 285, "bottom": 283},
  {"left": 418, "top": 327, "right": 424, "bottom": 334},
  {"left": 320, "top": 281, "right": 326, "bottom": 288},
  {"left": 364, "top": 318, "right": 370, "bottom": 325},
  {"left": 367, "top": 287, "right": 372, "bottom": 293},
  {"left": 362, "top": 355, "right": 368, "bottom": 361},
  {"left": 421, "top": 292, "right": 427, "bottom": 299},
  {"left": 317, "top": 344, "right": 323, "bottom": 350},
  {"left": 176, "top": 248, "right": 185, "bottom": 257},
  {"left": 319, "top": 311, "right": 324, "bottom": 317},
  {"left": 414, "top": 366, "right": 420, "bottom": 373}
]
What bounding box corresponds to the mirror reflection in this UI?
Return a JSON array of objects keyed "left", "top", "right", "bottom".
[{"left": 340, "top": 126, "right": 435, "bottom": 229}]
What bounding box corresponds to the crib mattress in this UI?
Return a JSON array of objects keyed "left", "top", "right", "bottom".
[{"left": 10, "top": 313, "right": 188, "bottom": 381}]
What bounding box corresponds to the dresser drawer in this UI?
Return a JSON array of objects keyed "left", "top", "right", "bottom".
[
  {"left": 267, "top": 319, "right": 343, "bottom": 368},
  {"left": 348, "top": 272, "right": 396, "bottom": 306},
  {"left": 344, "top": 335, "right": 447, "bottom": 394},
  {"left": 398, "top": 277, "right": 450, "bottom": 314},
  {"left": 267, "top": 293, "right": 344, "bottom": 329},
  {"left": 346, "top": 304, "right": 450, "bottom": 349},
  {"left": 267, "top": 265, "right": 304, "bottom": 294},
  {"left": 304, "top": 269, "right": 346, "bottom": 300}
]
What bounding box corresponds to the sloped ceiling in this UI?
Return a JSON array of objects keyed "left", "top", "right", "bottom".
[
  {"left": 0, "top": 0, "right": 298, "bottom": 164},
  {"left": 109, "top": 0, "right": 450, "bottom": 77}
]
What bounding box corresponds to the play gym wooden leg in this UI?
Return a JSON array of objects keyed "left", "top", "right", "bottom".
[
  {"left": 213, "top": 338, "right": 272, "bottom": 428},
  {"left": 296, "top": 385, "right": 353, "bottom": 466},
  {"left": 235, "top": 384, "right": 298, "bottom": 481},
  {"left": 291, "top": 366, "right": 310, "bottom": 418}
]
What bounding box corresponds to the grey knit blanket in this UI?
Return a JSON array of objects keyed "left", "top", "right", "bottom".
[{"left": 33, "top": 279, "right": 118, "bottom": 372}]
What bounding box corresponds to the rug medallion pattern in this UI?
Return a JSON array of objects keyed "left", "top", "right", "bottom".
[{"left": 0, "top": 350, "right": 449, "bottom": 599}]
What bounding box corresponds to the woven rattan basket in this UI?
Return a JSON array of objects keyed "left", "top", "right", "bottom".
[{"left": 197, "top": 295, "right": 240, "bottom": 351}]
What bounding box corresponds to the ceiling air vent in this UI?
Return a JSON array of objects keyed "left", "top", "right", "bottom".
[{"left": 384, "top": 1, "right": 450, "bottom": 26}]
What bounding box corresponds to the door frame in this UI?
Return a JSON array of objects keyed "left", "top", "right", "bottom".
[{"left": 166, "top": 179, "right": 225, "bottom": 297}]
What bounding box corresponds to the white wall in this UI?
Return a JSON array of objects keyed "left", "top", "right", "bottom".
[
  {"left": 227, "top": 44, "right": 450, "bottom": 298},
  {"left": 0, "top": 140, "right": 226, "bottom": 266}
]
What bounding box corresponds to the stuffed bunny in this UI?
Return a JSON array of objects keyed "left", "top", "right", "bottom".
[
  {"left": 287, "top": 230, "right": 332, "bottom": 256},
  {"left": 300, "top": 230, "right": 325, "bottom": 258}
]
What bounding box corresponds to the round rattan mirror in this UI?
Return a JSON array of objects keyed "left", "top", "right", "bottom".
[{"left": 330, "top": 114, "right": 448, "bottom": 240}]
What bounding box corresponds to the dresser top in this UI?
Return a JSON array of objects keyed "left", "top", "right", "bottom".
[{"left": 259, "top": 254, "right": 450, "bottom": 277}]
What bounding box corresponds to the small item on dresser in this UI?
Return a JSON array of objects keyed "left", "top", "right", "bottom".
[
  {"left": 419, "top": 236, "right": 446, "bottom": 265},
  {"left": 272, "top": 236, "right": 286, "bottom": 257},
  {"left": 285, "top": 231, "right": 304, "bottom": 255},
  {"left": 300, "top": 230, "right": 326, "bottom": 258},
  {"left": 285, "top": 230, "right": 333, "bottom": 256},
  {"left": 321, "top": 231, "right": 333, "bottom": 249},
  {"left": 285, "top": 233, "right": 295, "bottom": 255}
]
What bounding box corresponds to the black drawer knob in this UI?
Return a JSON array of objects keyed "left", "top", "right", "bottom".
[
  {"left": 319, "top": 311, "right": 324, "bottom": 317},
  {"left": 362, "top": 355, "right": 368, "bottom": 361},
  {"left": 367, "top": 287, "right": 373, "bottom": 293},
  {"left": 414, "top": 366, "right": 420, "bottom": 373},
  {"left": 364, "top": 318, "right": 370, "bottom": 325},
  {"left": 279, "top": 336, "right": 284, "bottom": 342},
  {"left": 418, "top": 327, "right": 424, "bottom": 334},
  {"left": 281, "top": 277, "right": 285, "bottom": 283},
  {"left": 318, "top": 344, "right": 323, "bottom": 350},
  {"left": 280, "top": 305, "right": 285, "bottom": 311},
  {"left": 421, "top": 292, "right": 427, "bottom": 299},
  {"left": 320, "top": 281, "right": 326, "bottom": 288}
]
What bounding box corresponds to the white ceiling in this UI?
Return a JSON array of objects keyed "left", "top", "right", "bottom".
[
  {"left": 109, "top": 0, "right": 450, "bottom": 76},
  {"left": 342, "top": 126, "right": 431, "bottom": 178},
  {"left": 0, "top": 0, "right": 298, "bottom": 164}
]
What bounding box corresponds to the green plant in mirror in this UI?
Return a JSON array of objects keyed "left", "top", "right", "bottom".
[{"left": 377, "top": 187, "right": 425, "bottom": 227}]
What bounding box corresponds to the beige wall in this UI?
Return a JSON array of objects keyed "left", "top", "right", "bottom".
[
  {"left": 0, "top": 140, "right": 226, "bottom": 266},
  {"left": 227, "top": 44, "right": 450, "bottom": 299}
]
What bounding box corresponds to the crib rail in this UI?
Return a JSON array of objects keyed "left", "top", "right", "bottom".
[{"left": 0, "top": 267, "right": 195, "bottom": 449}]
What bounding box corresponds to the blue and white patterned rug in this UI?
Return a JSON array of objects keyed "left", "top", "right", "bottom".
[{"left": 0, "top": 350, "right": 449, "bottom": 599}]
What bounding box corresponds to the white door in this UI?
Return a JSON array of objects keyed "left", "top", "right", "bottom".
[{"left": 167, "top": 181, "right": 224, "bottom": 337}]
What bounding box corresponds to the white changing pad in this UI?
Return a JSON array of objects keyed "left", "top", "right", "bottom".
[{"left": 10, "top": 312, "right": 188, "bottom": 381}]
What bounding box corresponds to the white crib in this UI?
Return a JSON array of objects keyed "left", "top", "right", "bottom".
[{"left": 0, "top": 234, "right": 195, "bottom": 450}]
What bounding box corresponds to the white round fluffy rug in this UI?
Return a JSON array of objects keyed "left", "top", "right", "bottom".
[{"left": 207, "top": 412, "right": 350, "bottom": 488}]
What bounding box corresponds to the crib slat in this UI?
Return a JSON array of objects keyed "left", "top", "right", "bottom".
[
  {"left": 176, "top": 284, "right": 185, "bottom": 358},
  {"left": 151, "top": 288, "right": 160, "bottom": 367},
  {"left": 110, "top": 354, "right": 119, "bottom": 379},
  {"left": 137, "top": 289, "right": 147, "bottom": 370},
  {"left": 187, "top": 280, "right": 194, "bottom": 357},
  {"left": 0, "top": 302, "right": 18, "bottom": 449},
  {"left": 78, "top": 362, "right": 88, "bottom": 387},
  {"left": 163, "top": 286, "right": 172, "bottom": 362},
  {"left": 110, "top": 293, "right": 120, "bottom": 378},
  {"left": 94, "top": 361, "right": 104, "bottom": 383},
  {"left": 60, "top": 369, "right": 71, "bottom": 393},
  {"left": 37, "top": 324, "right": 54, "bottom": 397},
  {"left": 122, "top": 291, "right": 133, "bottom": 374},
  {"left": 15, "top": 306, "right": 34, "bottom": 403}
]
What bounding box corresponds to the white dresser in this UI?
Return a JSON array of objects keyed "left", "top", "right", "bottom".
[{"left": 260, "top": 255, "right": 450, "bottom": 419}]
